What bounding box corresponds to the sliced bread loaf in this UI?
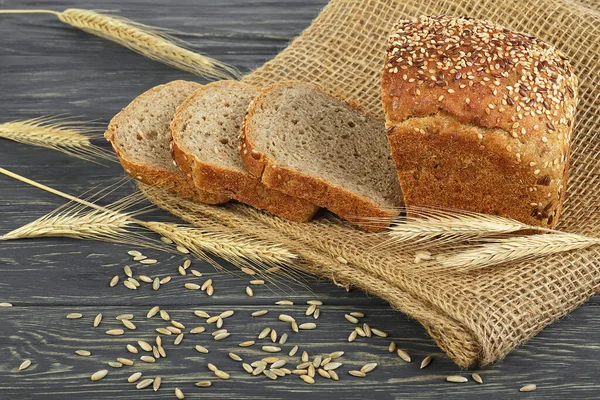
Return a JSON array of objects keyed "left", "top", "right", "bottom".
[
  {"left": 241, "top": 81, "right": 402, "bottom": 231},
  {"left": 105, "top": 80, "right": 228, "bottom": 204},
  {"left": 170, "top": 80, "right": 319, "bottom": 222}
]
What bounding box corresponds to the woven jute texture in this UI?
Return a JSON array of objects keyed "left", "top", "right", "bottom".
[{"left": 143, "top": 0, "right": 600, "bottom": 367}]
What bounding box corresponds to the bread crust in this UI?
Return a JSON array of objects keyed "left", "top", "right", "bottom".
[
  {"left": 382, "top": 16, "right": 578, "bottom": 227},
  {"left": 241, "top": 81, "right": 399, "bottom": 232},
  {"left": 170, "top": 81, "right": 318, "bottom": 222},
  {"left": 105, "top": 80, "right": 229, "bottom": 205}
]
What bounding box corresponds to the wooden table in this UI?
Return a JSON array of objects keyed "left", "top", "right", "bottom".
[{"left": 1, "top": 0, "right": 599, "bottom": 398}]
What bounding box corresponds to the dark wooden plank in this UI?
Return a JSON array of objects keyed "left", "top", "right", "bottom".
[{"left": 0, "top": 0, "right": 599, "bottom": 398}]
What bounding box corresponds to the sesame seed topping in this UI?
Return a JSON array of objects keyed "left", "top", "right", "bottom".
[{"left": 384, "top": 15, "right": 577, "bottom": 139}]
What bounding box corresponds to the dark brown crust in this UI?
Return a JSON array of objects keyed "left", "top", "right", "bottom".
[
  {"left": 104, "top": 80, "right": 229, "bottom": 205},
  {"left": 241, "top": 81, "right": 399, "bottom": 232},
  {"left": 382, "top": 16, "right": 578, "bottom": 228},
  {"left": 170, "top": 81, "right": 318, "bottom": 222}
]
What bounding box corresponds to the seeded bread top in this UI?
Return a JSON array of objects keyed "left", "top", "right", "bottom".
[
  {"left": 382, "top": 15, "right": 578, "bottom": 210},
  {"left": 383, "top": 16, "right": 577, "bottom": 134},
  {"left": 171, "top": 81, "right": 259, "bottom": 172},
  {"left": 106, "top": 80, "right": 200, "bottom": 172}
]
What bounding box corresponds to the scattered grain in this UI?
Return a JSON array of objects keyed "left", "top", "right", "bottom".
[
  {"left": 106, "top": 329, "right": 125, "bottom": 336},
  {"left": 124, "top": 265, "right": 132, "bottom": 278},
  {"left": 520, "top": 384, "right": 537, "bottom": 392},
  {"left": 397, "top": 349, "right": 411, "bottom": 362},
  {"left": 246, "top": 286, "right": 254, "bottom": 297},
  {"left": 299, "top": 323, "right": 316, "bottom": 330},
  {"left": 176, "top": 245, "right": 189, "bottom": 254},
  {"left": 175, "top": 387, "right": 185, "bottom": 399},
  {"left": 122, "top": 320, "right": 136, "bottom": 330},
  {"left": 472, "top": 373, "right": 483, "bottom": 384},
  {"left": 371, "top": 328, "right": 388, "bottom": 338},
  {"left": 262, "top": 346, "right": 281, "bottom": 353},
  {"left": 136, "top": 378, "right": 154, "bottom": 389},
  {"left": 93, "top": 313, "right": 103, "bottom": 328},
  {"left": 19, "top": 359, "right": 32, "bottom": 371},
  {"left": 138, "top": 341, "right": 152, "bottom": 351},
  {"left": 127, "top": 344, "right": 138, "bottom": 354},
  {"left": 195, "top": 345, "right": 209, "bottom": 354},
  {"left": 174, "top": 333, "right": 184, "bottom": 345},
  {"left": 239, "top": 340, "right": 255, "bottom": 347},
  {"left": 195, "top": 380, "right": 212, "bottom": 388},
  {"left": 153, "top": 376, "right": 161, "bottom": 391},
  {"left": 242, "top": 363, "right": 253, "bottom": 373},
  {"left": 128, "top": 372, "right": 142, "bottom": 383},
  {"left": 66, "top": 313, "right": 83, "bottom": 319},
  {"left": 264, "top": 370, "right": 277, "bottom": 380},
  {"left": 185, "top": 283, "right": 200, "bottom": 290},
  {"left": 194, "top": 310, "right": 210, "bottom": 318},
  {"left": 348, "top": 330, "right": 357, "bottom": 342},
  {"left": 279, "top": 333, "right": 288, "bottom": 345},
  {"left": 446, "top": 375, "right": 468, "bottom": 383},
  {"left": 140, "top": 259, "right": 157, "bottom": 265},
  {"left": 349, "top": 370, "right": 366, "bottom": 378},
  {"left": 109, "top": 275, "right": 119, "bottom": 287},
  {"left": 345, "top": 314, "right": 359, "bottom": 324},
  {"left": 275, "top": 300, "right": 293, "bottom": 305},
  {"left": 140, "top": 356, "right": 156, "bottom": 363},
  {"left": 91, "top": 369, "right": 108, "bottom": 381},
  {"left": 289, "top": 345, "right": 299, "bottom": 356},
  {"left": 420, "top": 355, "right": 433, "bottom": 369},
  {"left": 300, "top": 375, "right": 315, "bottom": 384},
  {"left": 147, "top": 306, "right": 160, "bottom": 319},
  {"left": 117, "top": 357, "right": 134, "bottom": 366},
  {"left": 160, "top": 310, "right": 170, "bottom": 321},
  {"left": 324, "top": 362, "right": 342, "bottom": 371}
]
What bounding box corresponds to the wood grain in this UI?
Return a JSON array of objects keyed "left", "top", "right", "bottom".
[{"left": 1, "top": 0, "right": 599, "bottom": 398}]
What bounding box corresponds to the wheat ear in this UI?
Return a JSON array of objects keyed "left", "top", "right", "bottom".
[
  {"left": 0, "top": 167, "right": 296, "bottom": 269},
  {"left": 143, "top": 221, "right": 297, "bottom": 269},
  {"left": 436, "top": 233, "right": 600, "bottom": 271},
  {"left": 373, "top": 206, "right": 548, "bottom": 250},
  {"left": 0, "top": 116, "right": 115, "bottom": 163},
  {"left": 0, "top": 9, "right": 240, "bottom": 80}
]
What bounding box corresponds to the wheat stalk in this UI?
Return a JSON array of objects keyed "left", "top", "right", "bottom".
[
  {"left": 436, "top": 233, "right": 600, "bottom": 271},
  {"left": 374, "top": 206, "right": 548, "bottom": 249},
  {"left": 0, "top": 116, "right": 115, "bottom": 163},
  {"left": 0, "top": 167, "right": 296, "bottom": 270},
  {"left": 0, "top": 9, "right": 240, "bottom": 80},
  {"left": 143, "top": 221, "right": 297, "bottom": 268}
]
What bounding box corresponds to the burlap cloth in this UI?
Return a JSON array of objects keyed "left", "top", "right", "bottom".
[{"left": 143, "top": 0, "right": 600, "bottom": 367}]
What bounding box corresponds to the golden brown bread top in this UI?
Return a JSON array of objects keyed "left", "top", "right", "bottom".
[{"left": 382, "top": 15, "right": 577, "bottom": 148}]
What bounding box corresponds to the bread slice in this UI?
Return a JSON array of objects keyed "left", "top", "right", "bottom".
[
  {"left": 170, "top": 80, "right": 319, "bottom": 222},
  {"left": 241, "top": 81, "right": 402, "bottom": 231},
  {"left": 105, "top": 80, "right": 228, "bottom": 205}
]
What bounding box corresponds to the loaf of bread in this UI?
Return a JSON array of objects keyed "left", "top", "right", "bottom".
[
  {"left": 105, "top": 80, "right": 229, "bottom": 205},
  {"left": 170, "top": 81, "right": 319, "bottom": 222},
  {"left": 382, "top": 16, "right": 577, "bottom": 227},
  {"left": 241, "top": 81, "right": 402, "bottom": 231}
]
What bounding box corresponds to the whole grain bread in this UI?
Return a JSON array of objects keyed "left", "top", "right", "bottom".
[
  {"left": 105, "top": 80, "right": 228, "bottom": 205},
  {"left": 170, "top": 80, "right": 318, "bottom": 222},
  {"left": 382, "top": 16, "right": 577, "bottom": 228},
  {"left": 241, "top": 81, "right": 402, "bottom": 231}
]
